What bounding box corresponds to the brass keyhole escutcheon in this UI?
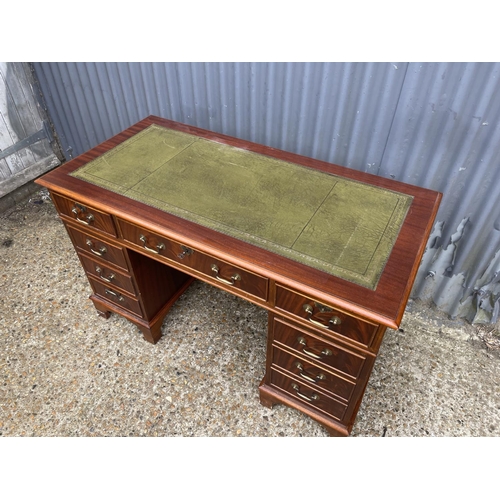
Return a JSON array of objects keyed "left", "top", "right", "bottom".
[{"left": 177, "top": 245, "right": 193, "bottom": 259}]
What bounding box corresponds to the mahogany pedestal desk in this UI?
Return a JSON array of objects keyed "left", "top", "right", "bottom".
[{"left": 36, "top": 116, "right": 441, "bottom": 436}]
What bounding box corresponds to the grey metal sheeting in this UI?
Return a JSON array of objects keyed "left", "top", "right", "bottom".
[{"left": 32, "top": 62, "right": 500, "bottom": 323}]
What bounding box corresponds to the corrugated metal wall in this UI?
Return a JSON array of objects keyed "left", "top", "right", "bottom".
[{"left": 32, "top": 62, "right": 500, "bottom": 324}]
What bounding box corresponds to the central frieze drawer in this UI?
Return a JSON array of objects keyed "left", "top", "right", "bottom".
[
  {"left": 117, "top": 218, "right": 268, "bottom": 301},
  {"left": 275, "top": 285, "right": 378, "bottom": 348}
]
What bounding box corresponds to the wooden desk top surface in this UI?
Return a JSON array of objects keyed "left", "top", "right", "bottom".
[{"left": 36, "top": 116, "right": 442, "bottom": 328}]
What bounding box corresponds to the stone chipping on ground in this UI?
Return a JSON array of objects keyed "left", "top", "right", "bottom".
[{"left": 0, "top": 189, "right": 499, "bottom": 437}]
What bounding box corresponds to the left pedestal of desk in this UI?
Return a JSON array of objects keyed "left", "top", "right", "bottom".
[{"left": 50, "top": 192, "right": 193, "bottom": 344}]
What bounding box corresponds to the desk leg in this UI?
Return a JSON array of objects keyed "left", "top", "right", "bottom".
[
  {"left": 138, "top": 322, "right": 162, "bottom": 344},
  {"left": 93, "top": 301, "right": 111, "bottom": 319},
  {"left": 89, "top": 293, "right": 168, "bottom": 344},
  {"left": 134, "top": 275, "right": 195, "bottom": 344},
  {"left": 258, "top": 379, "right": 276, "bottom": 409},
  {"left": 90, "top": 275, "right": 195, "bottom": 344}
]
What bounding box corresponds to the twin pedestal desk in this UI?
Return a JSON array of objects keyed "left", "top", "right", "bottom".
[{"left": 36, "top": 116, "right": 441, "bottom": 436}]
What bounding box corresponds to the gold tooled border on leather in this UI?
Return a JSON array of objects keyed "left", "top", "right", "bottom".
[{"left": 71, "top": 125, "right": 413, "bottom": 290}]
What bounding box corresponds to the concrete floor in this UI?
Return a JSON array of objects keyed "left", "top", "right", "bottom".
[{"left": 1, "top": 186, "right": 500, "bottom": 437}]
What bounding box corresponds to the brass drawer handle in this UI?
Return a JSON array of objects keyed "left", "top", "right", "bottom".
[
  {"left": 139, "top": 234, "right": 165, "bottom": 254},
  {"left": 303, "top": 304, "right": 341, "bottom": 329},
  {"left": 211, "top": 264, "right": 241, "bottom": 286},
  {"left": 86, "top": 239, "right": 107, "bottom": 256},
  {"left": 72, "top": 206, "right": 94, "bottom": 225},
  {"left": 297, "top": 336, "right": 333, "bottom": 360},
  {"left": 105, "top": 288, "right": 125, "bottom": 302},
  {"left": 95, "top": 266, "right": 115, "bottom": 283},
  {"left": 291, "top": 383, "right": 319, "bottom": 402},
  {"left": 295, "top": 362, "right": 326, "bottom": 383}
]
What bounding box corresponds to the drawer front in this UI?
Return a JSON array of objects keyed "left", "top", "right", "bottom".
[
  {"left": 67, "top": 225, "right": 128, "bottom": 270},
  {"left": 79, "top": 253, "right": 136, "bottom": 295},
  {"left": 270, "top": 368, "right": 347, "bottom": 421},
  {"left": 273, "top": 317, "right": 366, "bottom": 380},
  {"left": 272, "top": 346, "right": 355, "bottom": 402},
  {"left": 118, "top": 218, "right": 268, "bottom": 301},
  {"left": 193, "top": 254, "right": 268, "bottom": 301},
  {"left": 275, "top": 285, "right": 378, "bottom": 347},
  {"left": 52, "top": 193, "right": 117, "bottom": 237},
  {"left": 88, "top": 276, "right": 143, "bottom": 317},
  {"left": 118, "top": 218, "right": 178, "bottom": 259}
]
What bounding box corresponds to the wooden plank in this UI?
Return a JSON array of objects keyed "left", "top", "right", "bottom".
[
  {"left": 0, "top": 62, "right": 61, "bottom": 196},
  {"left": 0, "top": 153, "right": 59, "bottom": 197},
  {"left": 8, "top": 62, "right": 53, "bottom": 160},
  {"left": 0, "top": 63, "right": 24, "bottom": 180}
]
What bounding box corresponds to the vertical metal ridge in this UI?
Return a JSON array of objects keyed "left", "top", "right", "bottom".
[
  {"left": 377, "top": 62, "right": 410, "bottom": 176},
  {"left": 32, "top": 62, "right": 500, "bottom": 322}
]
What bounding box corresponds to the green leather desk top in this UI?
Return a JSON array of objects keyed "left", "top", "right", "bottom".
[{"left": 71, "top": 124, "right": 413, "bottom": 290}]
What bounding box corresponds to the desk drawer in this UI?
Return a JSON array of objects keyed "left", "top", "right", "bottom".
[
  {"left": 194, "top": 255, "right": 268, "bottom": 301},
  {"left": 273, "top": 317, "right": 366, "bottom": 380},
  {"left": 270, "top": 368, "right": 347, "bottom": 421},
  {"left": 52, "top": 193, "right": 117, "bottom": 237},
  {"left": 67, "top": 225, "right": 128, "bottom": 270},
  {"left": 275, "top": 285, "right": 378, "bottom": 348},
  {"left": 118, "top": 218, "right": 268, "bottom": 301},
  {"left": 88, "top": 276, "right": 143, "bottom": 317},
  {"left": 79, "top": 253, "right": 136, "bottom": 295},
  {"left": 272, "top": 346, "right": 355, "bottom": 402}
]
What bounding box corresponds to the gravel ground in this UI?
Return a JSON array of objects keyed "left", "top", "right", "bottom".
[{"left": 1, "top": 188, "right": 499, "bottom": 437}]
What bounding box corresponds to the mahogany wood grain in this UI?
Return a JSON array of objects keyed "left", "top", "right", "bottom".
[
  {"left": 66, "top": 224, "right": 128, "bottom": 270},
  {"left": 35, "top": 115, "right": 442, "bottom": 435},
  {"left": 272, "top": 317, "right": 368, "bottom": 380},
  {"left": 275, "top": 284, "right": 379, "bottom": 349},
  {"left": 88, "top": 276, "right": 143, "bottom": 317},
  {"left": 258, "top": 383, "right": 349, "bottom": 437},
  {"left": 78, "top": 253, "right": 137, "bottom": 295},
  {"left": 271, "top": 345, "right": 356, "bottom": 402},
  {"left": 88, "top": 276, "right": 194, "bottom": 344},
  {"left": 126, "top": 248, "right": 192, "bottom": 320},
  {"left": 118, "top": 217, "right": 269, "bottom": 302},
  {"left": 36, "top": 115, "right": 441, "bottom": 329},
  {"left": 262, "top": 313, "right": 381, "bottom": 436},
  {"left": 52, "top": 192, "right": 117, "bottom": 237},
  {"left": 270, "top": 367, "right": 348, "bottom": 420}
]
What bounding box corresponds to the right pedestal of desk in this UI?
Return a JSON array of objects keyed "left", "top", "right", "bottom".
[{"left": 260, "top": 284, "right": 388, "bottom": 437}]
